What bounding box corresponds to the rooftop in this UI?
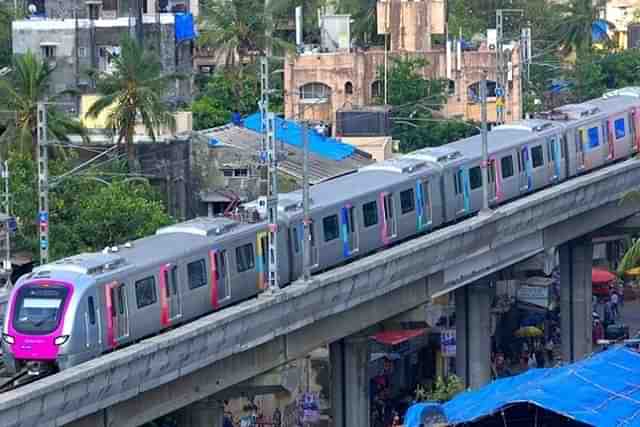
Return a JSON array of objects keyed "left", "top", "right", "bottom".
[{"left": 196, "top": 125, "right": 373, "bottom": 185}]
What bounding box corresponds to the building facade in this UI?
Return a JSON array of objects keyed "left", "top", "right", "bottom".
[
  {"left": 284, "top": 0, "right": 522, "bottom": 130},
  {"left": 12, "top": 4, "right": 195, "bottom": 106}
]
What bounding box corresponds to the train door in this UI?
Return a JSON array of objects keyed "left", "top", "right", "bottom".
[
  {"left": 380, "top": 192, "right": 397, "bottom": 243},
  {"left": 546, "top": 135, "right": 562, "bottom": 183},
  {"left": 340, "top": 205, "right": 359, "bottom": 256},
  {"left": 416, "top": 179, "right": 432, "bottom": 229},
  {"left": 84, "top": 294, "right": 99, "bottom": 350},
  {"left": 517, "top": 145, "right": 532, "bottom": 194},
  {"left": 452, "top": 169, "right": 470, "bottom": 216},
  {"left": 575, "top": 128, "right": 586, "bottom": 172},
  {"left": 210, "top": 249, "right": 230, "bottom": 307},
  {"left": 487, "top": 159, "right": 497, "bottom": 203},
  {"left": 166, "top": 265, "right": 182, "bottom": 321},
  {"left": 605, "top": 118, "right": 616, "bottom": 161},
  {"left": 106, "top": 281, "right": 129, "bottom": 346},
  {"left": 309, "top": 221, "right": 319, "bottom": 268}
]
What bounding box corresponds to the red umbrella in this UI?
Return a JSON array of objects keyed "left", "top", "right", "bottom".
[{"left": 592, "top": 268, "right": 616, "bottom": 285}]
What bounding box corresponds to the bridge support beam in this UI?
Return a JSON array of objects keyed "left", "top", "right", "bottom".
[
  {"left": 330, "top": 334, "right": 369, "bottom": 427},
  {"left": 559, "top": 236, "right": 593, "bottom": 363},
  {"left": 175, "top": 398, "right": 224, "bottom": 427},
  {"left": 455, "top": 284, "right": 492, "bottom": 389}
]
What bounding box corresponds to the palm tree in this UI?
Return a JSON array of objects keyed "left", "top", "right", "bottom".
[
  {"left": 86, "top": 35, "right": 181, "bottom": 171},
  {"left": 198, "top": 0, "right": 293, "bottom": 68},
  {"left": 555, "top": 0, "right": 606, "bottom": 55},
  {"left": 0, "top": 51, "right": 84, "bottom": 157}
]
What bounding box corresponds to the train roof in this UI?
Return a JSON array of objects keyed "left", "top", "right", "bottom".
[{"left": 29, "top": 218, "right": 267, "bottom": 287}]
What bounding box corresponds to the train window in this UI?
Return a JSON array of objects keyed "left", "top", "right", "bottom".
[
  {"left": 187, "top": 259, "right": 207, "bottom": 289},
  {"left": 517, "top": 150, "right": 523, "bottom": 173},
  {"left": 615, "top": 118, "right": 625, "bottom": 140},
  {"left": 346, "top": 207, "right": 356, "bottom": 233},
  {"left": 363, "top": 201, "right": 378, "bottom": 227},
  {"left": 561, "top": 135, "right": 567, "bottom": 158},
  {"left": 236, "top": 243, "right": 255, "bottom": 272},
  {"left": 88, "top": 296, "right": 96, "bottom": 325},
  {"left": 531, "top": 145, "right": 544, "bottom": 168},
  {"left": 501, "top": 156, "right": 514, "bottom": 178},
  {"left": 453, "top": 171, "right": 462, "bottom": 194},
  {"left": 400, "top": 189, "right": 415, "bottom": 214},
  {"left": 135, "top": 276, "right": 157, "bottom": 309},
  {"left": 117, "top": 286, "right": 125, "bottom": 314},
  {"left": 469, "top": 166, "right": 482, "bottom": 190},
  {"left": 292, "top": 226, "right": 300, "bottom": 253},
  {"left": 587, "top": 126, "right": 600, "bottom": 149},
  {"left": 323, "top": 214, "right": 339, "bottom": 242}
]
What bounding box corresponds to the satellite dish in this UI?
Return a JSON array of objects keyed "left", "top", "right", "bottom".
[{"left": 28, "top": 4, "right": 37, "bottom": 14}]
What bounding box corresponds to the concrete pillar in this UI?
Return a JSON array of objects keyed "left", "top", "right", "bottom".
[
  {"left": 176, "top": 398, "right": 224, "bottom": 427},
  {"left": 559, "top": 236, "right": 593, "bottom": 363},
  {"left": 455, "top": 284, "right": 492, "bottom": 389},
  {"left": 330, "top": 335, "right": 369, "bottom": 427}
]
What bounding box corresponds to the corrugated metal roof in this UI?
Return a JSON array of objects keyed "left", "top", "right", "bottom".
[{"left": 196, "top": 125, "right": 373, "bottom": 184}]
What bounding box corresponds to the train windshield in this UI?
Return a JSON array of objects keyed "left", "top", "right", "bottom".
[{"left": 13, "top": 285, "right": 69, "bottom": 335}]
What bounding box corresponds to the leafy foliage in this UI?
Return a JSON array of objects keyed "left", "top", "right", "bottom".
[
  {"left": 192, "top": 62, "right": 282, "bottom": 130},
  {"left": 415, "top": 375, "right": 464, "bottom": 402},
  {"left": 0, "top": 51, "right": 85, "bottom": 156},
  {"left": 8, "top": 149, "right": 173, "bottom": 262},
  {"left": 376, "top": 57, "right": 478, "bottom": 153},
  {"left": 87, "top": 35, "right": 182, "bottom": 170}
]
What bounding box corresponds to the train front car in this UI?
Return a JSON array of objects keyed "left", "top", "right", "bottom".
[{"left": 2, "top": 277, "right": 74, "bottom": 375}]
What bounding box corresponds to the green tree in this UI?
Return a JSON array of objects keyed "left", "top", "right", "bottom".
[
  {"left": 8, "top": 149, "right": 173, "bottom": 262},
  {"left": 0, "top": 51, "right": 85, "bottom": 156},
  {"left": 415, "top": 375, "right": 464, "bottom": 402},
  {"left": 86, "top": 35, "right": 181, "bottom": 171},
  {"left": 376, "top": 57, "right": 478, "bottom": 153},
  {"left": 198, "top": 0, "right": 293, "bottom": 68},
  {"left": 555, "top": 0, "right": 605, "bottom": 55},
  {"left": 336, "top": 0, "right": 382, "bottom": 45}
]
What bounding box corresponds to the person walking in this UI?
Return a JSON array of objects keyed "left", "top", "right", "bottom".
[{"left": 611, "top": 291, "right": 620, "bottom": 321}]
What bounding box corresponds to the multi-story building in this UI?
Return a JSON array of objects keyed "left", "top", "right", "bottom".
[
  {"left": 284, "top": 0, "right": 522, "bottom": 132},
  {"left": 600, "top": 0, "right": 640, "bottom": 49},
  {"left": 12, "top": 0, "right": 196, "bottom": 106}
]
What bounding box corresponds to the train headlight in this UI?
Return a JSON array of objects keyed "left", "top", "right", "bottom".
[
  {"left": 54, "top": 335, "right": 69, "bottom": 346},
  {"left": 2, "top": 334, "right": 14, "bottom": 345}
]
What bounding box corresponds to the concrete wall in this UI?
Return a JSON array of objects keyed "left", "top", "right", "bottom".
[{"left": 341, "top": 136, "right": 392, "bottom": 161}]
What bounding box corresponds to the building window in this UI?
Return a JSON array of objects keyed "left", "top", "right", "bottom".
[
  {"left": 299, "top": 82, "right": 330, "bottom": 102},
  {"left": 469, "top": 166, "right": 482, "bottom": 190},
  {"left": 323, "top": 214, "right": 339, "bottom": 242},
  {"left": 371, "top": 80, "right": 383, "bottom": 98},
  {"left": 102, "top": 0, "right": 117, "bottom": 11},
  {"left": 501, "top": 155, "right": 514, "bottom": 179},
  {"left": 236, "top": 243, "right": 255, "bottom": 272},
  {"left": 135, "top": 276, "right": 157, "bottom": 309},
  {"left": 234, "top": 168, "right": 248, "bottom": 177},
  {"left": 222, "top": 169, "right": 233, "bottom": 177},
  {"left": 447, "top": 79, "right": 455, "bottom": 96},
  {"left": 41, "top": 45, "right": 56, "bottom": 59},
  {"left": 363, "top": 201, "right": 378, "bottom": 227},
  {"left": 345, "top": 81, "right": 353, "bottom": 95},
  {"left": 187, "top": 259, "right": 207, "bottom": 289},
  {"left": 77, "top": 47, "right": 87, "bottom": 58},
  {"left": 400, "top": 189, "right": 415, "bottom": 214},
  {"left": 531, "top": 145, "right": 544, "bottom": 168}
]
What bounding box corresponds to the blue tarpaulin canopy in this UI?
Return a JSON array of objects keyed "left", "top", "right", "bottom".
[
  {"left": 243, "top": 113, "right": 355, "bottom": 161},
  {"left": 442, "top": 346, "right": 640, "bottom": 426},
  {"left": 592, "top": 19, "right": 611, "bottom": 42},
  {"left": 175, "top": 13, "right": 196, "bottom": 42}
]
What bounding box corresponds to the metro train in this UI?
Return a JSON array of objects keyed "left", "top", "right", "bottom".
[{"left": 4, "top": 87, "right": 640, "bottom": 374}]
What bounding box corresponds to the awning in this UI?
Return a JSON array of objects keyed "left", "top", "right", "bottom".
[
  {"left": 372, "top": 329, "right": 425, "bottom": 346},
  {"left": 593, "top": 267, "right": 616, "bottom": 284}
]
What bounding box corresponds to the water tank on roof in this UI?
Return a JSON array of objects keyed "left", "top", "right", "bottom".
[{"left": 335, "top": 107, "right": 391, "bottom": 137}]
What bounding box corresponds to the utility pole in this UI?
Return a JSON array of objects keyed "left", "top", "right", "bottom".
[
  {"left": 302, "top": 122, "right": 311, "bottom": 281},
  {"left": 496, "top": 9, "right": 524, "bottom": 124},
  {"left": 383, "top": 0, "right": 389, "bottom": 105},
  {"left": 0, "top": 161, "right": 12, "bottom": 287},
  {"left": 259, "top": 57, "right": 279, "bottom": 293},
  {"left": 37, "top": 102, "right": 49, "bottom": 265},
  {"left": 480, "top": 71, "right": 490, "bottom": 215}
]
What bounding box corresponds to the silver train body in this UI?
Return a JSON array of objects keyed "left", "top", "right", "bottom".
[{"left": 3, "top": 88, "right": 640, "bottom": 373}]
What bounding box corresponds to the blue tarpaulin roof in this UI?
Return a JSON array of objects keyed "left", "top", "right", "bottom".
[
  {"left": 442, "top": 346, "right": 640, "bottom": 426},
  {"left": 175, "top": 13, "right": 196, "bottom": 42},
  {"left": 592, "top": 19, "right": 610, "bottom": 42},
  {"left": 244, "top": 113, "right": 355, "bottom": 161}
]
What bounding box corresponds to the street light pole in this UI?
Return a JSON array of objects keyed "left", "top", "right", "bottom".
[
  {"left": 480, "top": 71, "right": 491, "bottom": 215},
  {"left": 302, "top": 122, "right": 311, "bottom": 281},
  {"left": 37, "top": 102, "right": 49, "bottom": 265}
]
